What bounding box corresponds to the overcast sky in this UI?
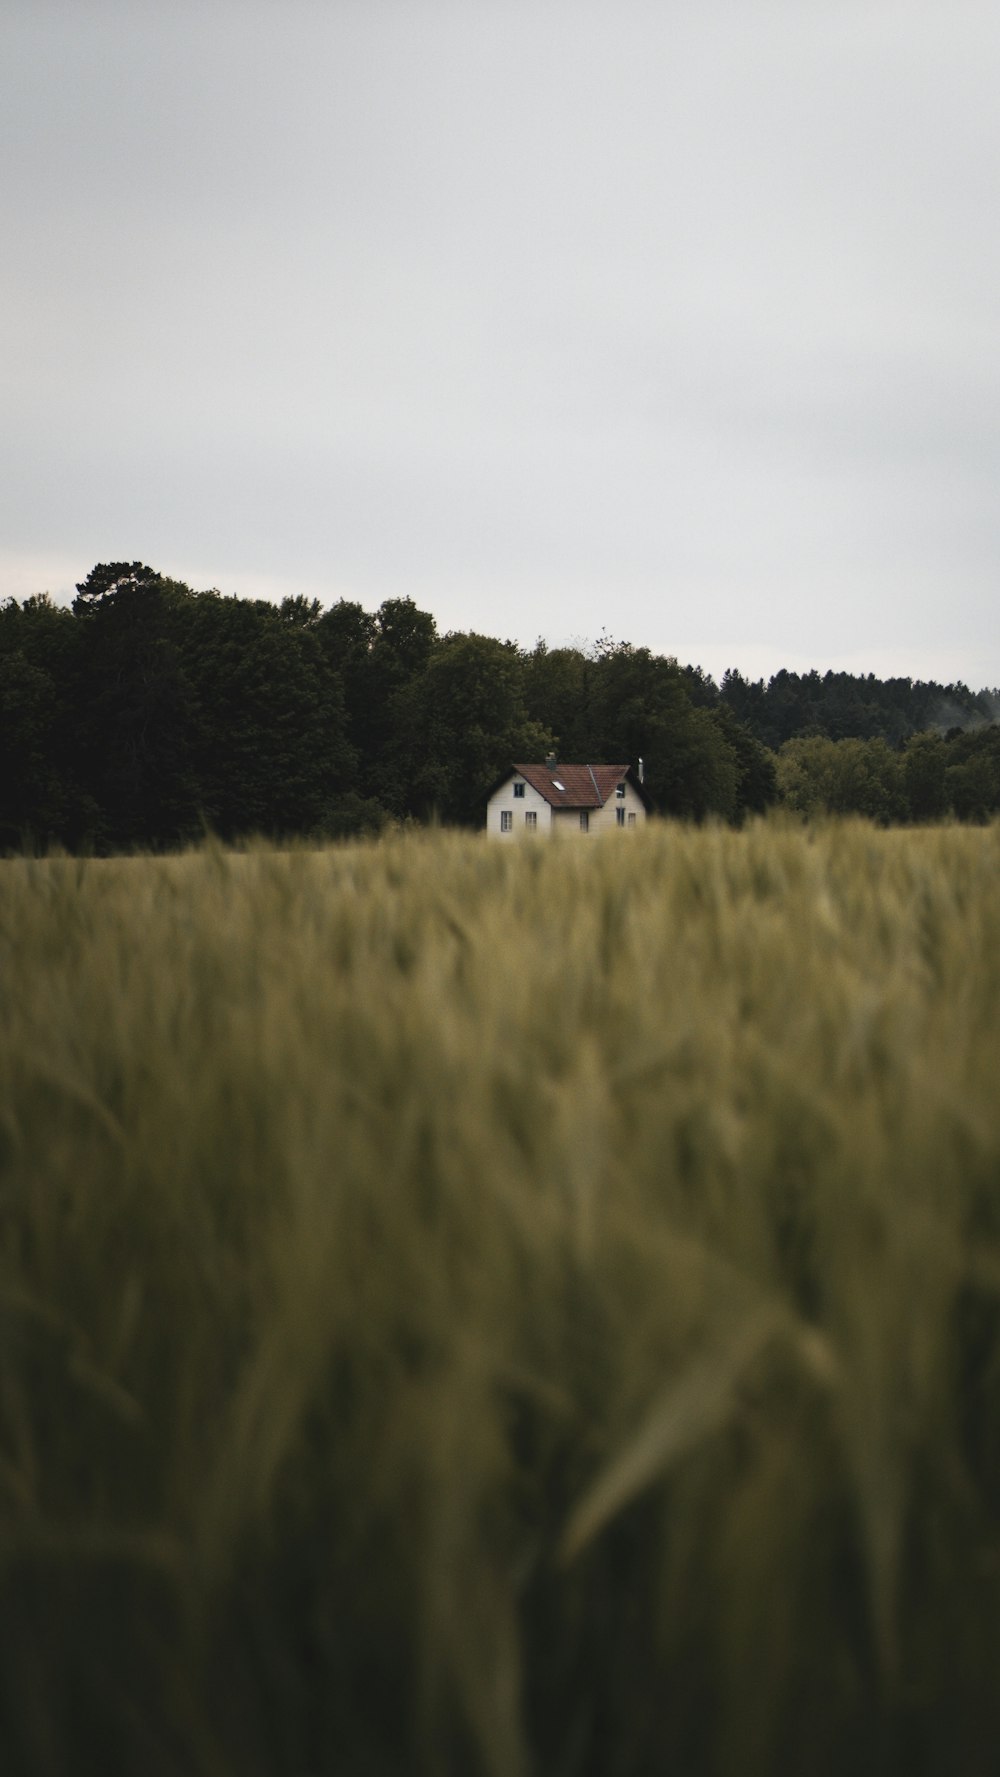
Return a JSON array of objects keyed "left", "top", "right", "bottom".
[{"left": 3, "top": 0, "right": 999, "bottom": 688}]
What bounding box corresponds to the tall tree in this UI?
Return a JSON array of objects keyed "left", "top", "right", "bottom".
[
  {"left": 390, "top": 632, "right": 552, "bottom": 824},
  {"left": 72, "top": 565, "right": 201, "bottom": 847},
  {"left": 587, "top": 642, "right": 740, "bottom": 820},
  {"left": 522, "top": 643, "right": 593, "bottom": 761},
  {"left": 941, "top": 724, "right": 1000, "bottom": 822},
  {"left": 901, "top": 732, "right": 948, "bottom": 821},
  {"left": 178, "top": 593, "right": 355, "bottom": 839},
  {"left": 709, "top": 705, "right": 778, "bottom": 820},
  {"left": 0, "top": 595, "right": 92, "bottom": 847},
  {"left": 360, "top": 599, "right": 438, "bottom": 809},
  {"left": 776, "top": 736, "right": 904, "bottom": 822}
]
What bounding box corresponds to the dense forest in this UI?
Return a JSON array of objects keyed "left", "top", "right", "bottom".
[{"left": 1, "top": 561, "right": 998, "bottom": 850}]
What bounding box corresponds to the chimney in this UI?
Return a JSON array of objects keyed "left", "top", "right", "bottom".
[
  {"left": 545, "top": 750, "right": 558, "bottom": 769},
  {"left": 638, "top": 757, "right": 645, "bottom": 785}
]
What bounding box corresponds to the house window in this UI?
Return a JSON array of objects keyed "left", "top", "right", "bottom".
[
  {"left": 616, "top": 782, "right": 626, "bottom": 798},
  {"left": 628, "top": 812, "right": 636, "bottom": 827},
  {"left": 525, "top": 810, "right": 537, "bottom": 829},
  {"left": 616, "top": 807, "right": 626, "bottom": 827},
  {"left": 513, "top": 781, "right": 525, "bottom": 798},
  {"left": 500, "top": 810, "right": 513, "bottom": 832},
  {"left": 580, "top": 810, "right": 589, "bottom": 832}
]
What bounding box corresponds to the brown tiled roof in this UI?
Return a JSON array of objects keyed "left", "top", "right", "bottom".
[{"left": 512, "top": 764, "right": 630, "bottom": 808}]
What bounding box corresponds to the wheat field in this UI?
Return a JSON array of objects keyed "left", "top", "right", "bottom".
[{"left": 1, "top": 820, "right": 999, "bottom": 1776}]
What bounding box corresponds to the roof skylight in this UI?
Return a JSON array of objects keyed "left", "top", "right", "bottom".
[{"left": 552, "top": 779, "right": 565, "bottom": 791}]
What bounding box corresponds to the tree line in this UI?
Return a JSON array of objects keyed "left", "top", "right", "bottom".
[{"left": 1, "top": 561, "right": 997, "bottom": 850}]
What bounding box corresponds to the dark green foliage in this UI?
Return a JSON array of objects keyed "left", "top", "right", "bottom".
[
  {"left": 317, "top": 597, "right": 438, "bottom": 811},
  {"left": 177, "top": 593, "right": 356, "bottom": 840},
  {"left": 390, "top": 631, "right": 553, "bottom": 823},
  {"left": 72, "top": 558, "right": 167, "bottom": 612},
  {"left": 709, "top": 704, "right": 778, "bottom": 818},
  {"left": 778, "top": 726, "right": 1000, "bottom": 824},
  {"left": 3, "top": 562, "right": 997, "bottom": 846},
  {"left": 777, "top": 736, "right": 905, "bottom": 823},
  {"left": 583, "top": 642, "right": 739, "bottom": 820},
  {"left": 2, "top": 568, "right": 358, "bottom": 850},
  {"left": 902, "top": 731, "right": 949, "bottom": 821},
  {"left": 523, "top": 643, "right": 593, "bottom": 761},
  {"left": 941, "top": 722, "right": 1000, "bottom": 821},
  {"left": 721, "top": 665, "right": 994, "bottom": 752},
  {"left": 73, "top": 569, "right": 202, "bottom": 847},
  {"left": 0, "top": 595, "right": 96, "bottom": 847},
  {"left": 0, "top": 649, "right": 63, "bottom": 847},
  {"left": 526, "top": 640, "right": 762, "bottom": 822}
]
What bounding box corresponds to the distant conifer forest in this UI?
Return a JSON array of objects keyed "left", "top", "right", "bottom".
[{"left": 2, "top": 561, "right": 998, "bottom": 850}]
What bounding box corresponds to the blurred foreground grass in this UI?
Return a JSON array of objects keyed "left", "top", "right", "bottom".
[{"left": 1, "top": 820, "right": 999, "bottom": 1776}]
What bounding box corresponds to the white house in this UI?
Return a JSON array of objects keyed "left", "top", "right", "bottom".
[{"left": 485, "top": 763, "right": 649, "bottom": 836}]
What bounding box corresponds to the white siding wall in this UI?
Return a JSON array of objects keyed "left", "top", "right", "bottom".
[
  {"left": 486, "top": 774, "right": 647, "bottom": 835},
  {"left": 551, "top": 808, "right": 589, "bottom": 836},
  {"left": 485, "top": 776, "right": 553, "bottom": 836},
  {"left": 589, "top": 778, "right": 646, "bottom": 833}
]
